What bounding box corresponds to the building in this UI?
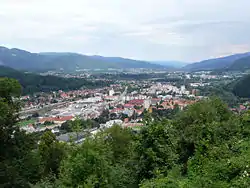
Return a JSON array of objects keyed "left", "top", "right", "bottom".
[
  {"left": 38, "top": 116, "right": 74, "bottom": 124},
  {"left": 109, "top": 89, "right": 115, "bottom": 96},
  {"left": 143, "top": 99, "right": 151, "bottom": 109},
  {"left": 128, "top": 99, "right": 144, "bottom": 106},
  {"left": 100, "top": 119, "right": 123, "bottom": 129}
]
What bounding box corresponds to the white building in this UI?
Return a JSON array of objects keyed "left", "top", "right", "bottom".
[
  {"left": 181, "top": 85, "right": 186, "bottom": 93},
  {"left": 109, "top": 89, "right": 115, "bottom": 96},
  {"left": 100, "top": 119, "right": 123, "bottom": 129},
  {"left": 143, "top": 99, "right": 151, "bottom": 109}
]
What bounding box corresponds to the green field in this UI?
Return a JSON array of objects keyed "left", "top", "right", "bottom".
[
  {"left": 131, "top": 126, "right": 143, "bottom": 131},
  {"left": 17, "top": 119, "right": 36, "bottom": 127}
]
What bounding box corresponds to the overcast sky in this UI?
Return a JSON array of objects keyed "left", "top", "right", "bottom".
[{"left": 1, "top": 0, "right": 250, "bottom": 62}]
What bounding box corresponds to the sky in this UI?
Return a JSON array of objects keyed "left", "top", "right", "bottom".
[{"left": 1, "top": 0, "right": 250, "bottom": 62}]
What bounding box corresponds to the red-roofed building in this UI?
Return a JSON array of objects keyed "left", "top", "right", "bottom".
[
  {"left": 123, "top": 118, "right": 129, "bottom": 123},
  {"left": 124, "top": 103, "right": 134, "bottom": 109},
  {"left": 239, "top": 105, "right": 246, "bottom": 111},
  {"left": 110, "top": 108, "right": 124, "bottom": 114},
  {"left": 128, "top": 99, "right": 144, "bottom": 106},
  {"left": 39, "top": 116, "right": 74, "bottom": 124},
  {"left": 151, "top": 98, "right": 161, "bottom": 105},
  {"left": 60, "top": 93, "right": 69, "bottom": 99},
  {"left": 135, "top": 109, "right": 143, "bottom": 116}
]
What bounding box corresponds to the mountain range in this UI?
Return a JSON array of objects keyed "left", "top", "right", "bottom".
[
  {"left": 183, "top": 52, "right": 250, "bottom": 71},
  {"left": 1, "top": 46, "right": 250, "bottom": 72},
  {"left": 150, "top": 61, "right": 188, "bottom": 68},
  {"left": 0, "top": 47, "right": 165, "bottom": 71}
]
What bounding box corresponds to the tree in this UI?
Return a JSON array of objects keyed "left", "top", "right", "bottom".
[
  {"left": 60, "top": 120, "right": 72, "bottom": 132},
  {"left": 58, "top": 126, "right": 137, "bottom": 188},
  {"left": 101, "top": 125, "right": 134, "bottom": 163},
  {"left": 69, "top": 117, "right": 83, "bottom": 140},
  {"left": 38, "top": 131, "right": 66, "bottom": 177},
  {"left": 135, "top": 119, "right": 178, "bottom": 182},
  {"left": 0, "top": 78, "right": 38, "bottom": 187},
  {"left": 59, "top": 138, "right": 111, "bottom": 187},
  {"left": 32, "top": 112, "right": 40, "bottom": 118}
]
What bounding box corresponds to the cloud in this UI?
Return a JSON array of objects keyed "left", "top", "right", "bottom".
[{"left": 1, "top": 0, "right": 250, "bottom": 61}]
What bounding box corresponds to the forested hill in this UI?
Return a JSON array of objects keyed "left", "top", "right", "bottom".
[
  {"left": 228, "top": 56, "right": 250, "bottom": 70},
  {"left": 183, "top": 52, "right": 250, "bottom": 71},
  {"left": 0, "top": 66, "right": 110, "bottom": 94},
  {"left": 0, "top": 46, "right": 163, "bottom": 71},
  {"left": 232, "top": 73, "right": 250, "bottom": 98}
]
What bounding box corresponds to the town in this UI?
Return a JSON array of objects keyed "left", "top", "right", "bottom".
[{"left": 18, "top": 69, "right": 249, "bottom": 143}]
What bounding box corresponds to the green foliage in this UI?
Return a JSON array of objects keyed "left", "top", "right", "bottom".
[
  {"left": 135, "top": 119, "right": 178, "bottom": 181},
  {"left": 58, "top": 125, "right": 137, "bottom": 188},
  {"left": 0, "top": 78, "right": 38, "bottom": 187},
  {"left": 60, "top": 118, "right": 99, "bottom": 133},
  {"left": 199, "top": 85, "right": 239, "bottom": 107},
  {"left": 38, "top": 131, "right": 66, "bottom": 176},
  {"left": 0, "top": 77, "right": 21, "bottom": 103},
  {"left": 233, "top": 74, "right": 250, "bottom": 98}
]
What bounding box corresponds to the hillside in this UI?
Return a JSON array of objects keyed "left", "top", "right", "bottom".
[
  {"left": 183, "top": 52, "right": 250, "bottom": 71},
  {"left": 0, "top": 66, "right": 110, "bottom": 94},
  {"left": 151, "top": 61, "right": 187, "bottom": 68},
  {"left": 228, "top": 56, "right": 250, "bottom": 70},
  {"left": 0, "top": 46, "right": 163, "bottom": 71},
  {"left": 232, "top": 74, "right": 250, "bottom": 98}
]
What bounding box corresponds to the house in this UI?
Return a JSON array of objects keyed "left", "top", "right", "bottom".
[
  {"left": 135, "top": 109, "right": 143, "bottom": 116},
  {"left": 128, "top": 99, "right": 144, "bottom": 106},
  {"left": 124, "top": 103, "right": 134, "bottom": 109},
  {"left": 104, "top": 96, "right": 118, "bottom": 101},
  {"left": 38, "top": 116, "right": 74, "bottom": 124},
  {"left": 100, "top": 119, "right": 123, "bottom": 129},
  {"left": 110, "top": 108, "right": 124, "bottom": 114},
  {"left": 239, "top": 105, "right": 246, "bottom": 111},
  {"left": 151, "top": 98, "right": 161, "bottom": 106}
]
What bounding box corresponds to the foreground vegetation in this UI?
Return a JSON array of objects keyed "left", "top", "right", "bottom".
[{"left": 1, "top": 77, "right": 250, "bottom": 187}]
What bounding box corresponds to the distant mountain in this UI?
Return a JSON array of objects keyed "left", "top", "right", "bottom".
[
  {"left": 228, "top": 56, "right": 250, "bottom": 71},
  {"left": 0, "top": 66, "right": 110, "bottom": 94},
  {"left": 0, "top": 47, "right": 164, "bottom": 71},
  {"left": 87, "top": 55, "right": 165, "bottom": 69},
  {"left": 152, "top": 61, "right": 188, "bottom": 68},
  {"left": 183, "top": 52, "right": 250, "bottom": 71}
]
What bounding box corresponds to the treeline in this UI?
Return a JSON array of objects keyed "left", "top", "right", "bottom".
[
  {"left": 1, "top": 78, "right": 250, "bottom": 187},
  {"left": 0, "top": 66, "right": 111, "bottom": 95}
]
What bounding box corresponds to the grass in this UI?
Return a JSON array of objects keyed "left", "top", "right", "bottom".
[
  {"left": 17, "top": 119, "right": 36, "bottom": 127},
  {"left": 131, "top": 126, "right": 143, "bottom": 130}
]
